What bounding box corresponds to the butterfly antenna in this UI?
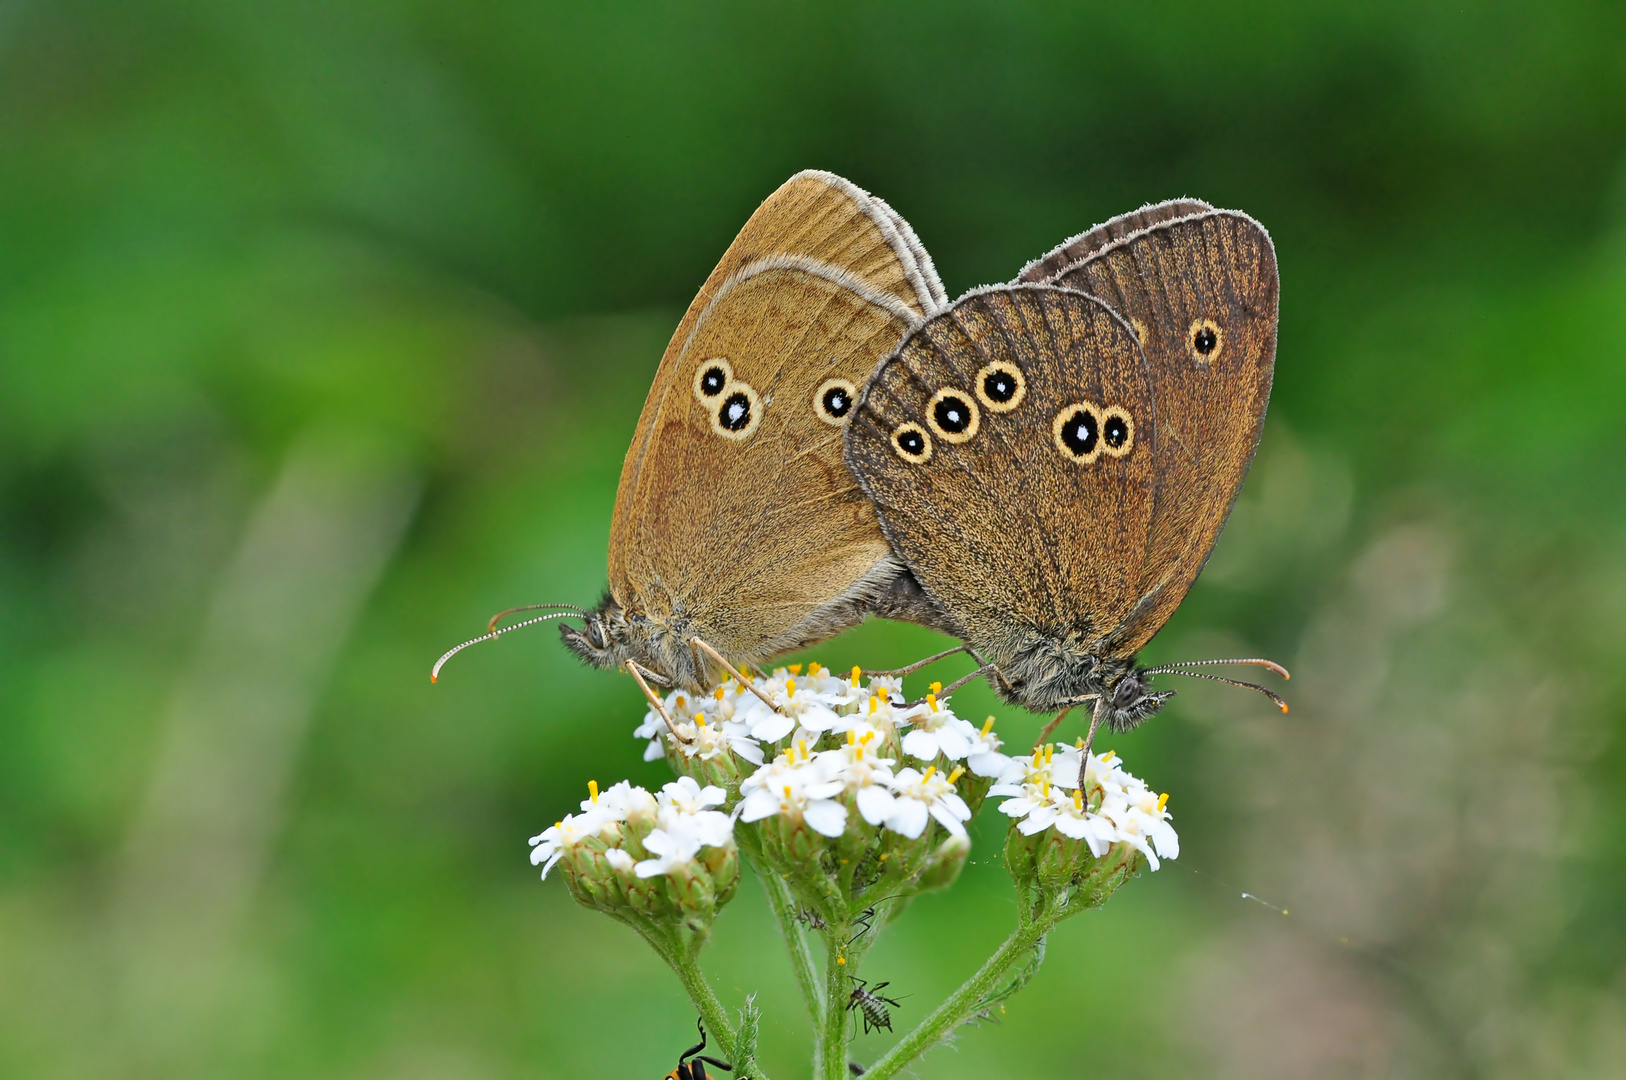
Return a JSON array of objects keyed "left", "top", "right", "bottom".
[
  {"left": 430, "top": 612, "right": 580, "bottom": 683},
  {"left": 1151, "top": 668, "right": 1289, "bottom": 713},
  {"left": 1144, "top": 657, "right": 1291, "bottom": 680},
  {"left": 486, "top": 602, "right": 589, "bottom": 633}
]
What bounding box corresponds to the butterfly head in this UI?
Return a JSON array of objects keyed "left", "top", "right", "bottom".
[
  {"left": 1100, "top": 667, "right": 1176, "bottom": 735},
  {"left": 559, "top": 593, "right": 634, "bottom": 672}
]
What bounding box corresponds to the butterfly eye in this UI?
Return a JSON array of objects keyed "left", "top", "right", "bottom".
[
  {"left": 710, "top": 381, "right": 761, "bottom": 440},
  {"left": 1100, "top": 406, "right": 1134, "bottom": 457},
  {"left": 692, "top": 358, "right": 734, "bottom": 403},
  {"left": 890, "top": 422, "right": 933, "bottom": 463},
  {"left": 1052, "top": 402, "right": 1102, "bottom": 463},
  {"left": 926, "top": 388, "right": 980, "bottom": 443},
  {"left": 814, "top": 377, "right": 857, "bottom": 425},
  {"left": 974, "top": 361, "right": 1026, "bottom": 413},
  {"left": 1188, "top": 319, "right": 1223, "bottom": 363}
]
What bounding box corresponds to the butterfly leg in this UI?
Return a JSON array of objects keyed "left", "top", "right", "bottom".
[
  {"left": 1076, "top": 698, "right": 1107, "bottom": 794},
  {"left": 689, "top": 637, "right": 786, "bottom": 716},
  {"left": 625, "top": 660, "right": 691, "bottom": 743},
  {"left": 861, "top": 646, "right": 971, "bottom": 679},
  {"left": 1032, "top": 706, "right": 1073, "bottom": 750},
  {"left": 905, "top": 663, "right": 998, "bottom": 706}
]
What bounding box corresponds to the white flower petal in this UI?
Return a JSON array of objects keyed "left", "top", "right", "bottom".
[
  {"left": 886, "top": 799, "right": 930, "bottom": 839},
  {"left": 803, "top": 799, "right": 849, "bottom": 838},
  {"left": 856, "top": 785, "right": 896, "bottom": 825},
  {"left": 750, "top": 711, "right": 796, "bottom": 743},
  {"left": 968, "top": 751, "right": 1011, "bottom": 778},
  {"left": 901, "top": 729, "right": 938, "bottom": 761}
]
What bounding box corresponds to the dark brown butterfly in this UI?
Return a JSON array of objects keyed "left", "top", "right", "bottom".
[
  {"left": 844, "top": 203, "right": 1286, "bottom": 754},
  {"left": 433, "top": 171, "right": 955, "bottom": 715}
]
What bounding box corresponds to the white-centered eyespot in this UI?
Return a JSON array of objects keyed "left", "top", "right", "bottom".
[
  {"left": 1052, "top": 402, "right": 1103, "bottom": 464},
  {"left": 710, "top": 380, "right": 761, "bottom": 441},
  {"left": 693, "top": 357, "right": 734, "bottom": 404},
  {"left": 891, "top": 422, "right": 933, "bottom": 464},
  {"left": 1188, "top": 319, "right": 1223, "bottom": 364},
  {"left": 813, "top": 377, "right": 857, "bottom": 426},
  {"left": 974, "top": 361, "right": 1026, "bottom": 413},
  {"left": 1100, "top": 406, "right": 1135, "bottom": 457},
  {"left": 925, "top": 387, "right": 980, "bottom": 443}
]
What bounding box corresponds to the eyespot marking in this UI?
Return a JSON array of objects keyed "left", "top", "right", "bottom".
[
  {"left": 1189, "top": 319, "right": 1223, "bottom": 364},
  {"left": 692, "top": 358, "right": 733, "bottom": 403},
  {"left": 1053, "top": 403, "right": 1102, "bottom": 463},
  {"left": 1101, "top": 406, "right": 1134, "bottom": 457},
  {"left": 710, "top": 381, "right": 761, "bottom": 440},
  {"left": 926, "top": 388, "right": 979, "bottom": 443},
  {"left": 891, "top": 422, "right": 932, "bottom": 463},
  {"left": 975, "top": 361, "right": 1025, "bottom": 413},
  {"left": 814, "top": 377, "right": 856, "bottom": 425}
]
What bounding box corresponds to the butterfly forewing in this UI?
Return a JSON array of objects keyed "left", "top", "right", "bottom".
[
  {"left": 1038, "top": 211, "right": 1278, "bottom": 654},
  {"left": 1017, "top": 199, "right": 1214, "bottom": 285},
  {"left": 846, "top": 286, "right": 1156, "bottom": 653}
]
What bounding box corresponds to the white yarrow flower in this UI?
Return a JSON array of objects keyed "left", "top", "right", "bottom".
[
  {"left": 822, "top": 731, "right": 899, "bottom": 826},
  {"left": 737, "top": 742, "right": 849, "bottom": 838},
  {"left": 996, "top": 748, "right": 1179, "bottom": 870},
  {"left": 736, "top": 673, "right": 844, "bottom": 743},
  {"left": 900, "top": 692, "right": 978, "bottom": 762},
  {"left": 885, "top": 764, "right": 973, "bottom": 839},
  {"left": 527, "top": 811, "right": 605, "bottom": 879},
  {"left": 964, "top": 716, "right": 1013, "bottom": 777},
  {"left": 632, "top": 776, "right": 735, "bottom": 878}
]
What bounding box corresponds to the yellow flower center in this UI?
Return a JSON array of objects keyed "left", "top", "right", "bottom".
[
  {"left": 981, "top": 716, "right": 996, "bottom": 737},
  {"left": 789, "top": 664, "right": 802, "bottom": 675},
  {"left": 1157, "top": 792, "right": 1169, "bottom": 813},
  {"left": 926, "top": 693, "right": 939, "bottom": 712},
  {"left": 929, "top": 680, "right": 942, "bottom": 694},
  {"left": 786, "top": 678, "right": 797, "bottom": 698},
  {"left": 588, "top": 780, "right": 599, "bottom": 802},
  {"left": 1073, "top": 789, "right": 1083, "bottom": 811},
  {"left": 851, "top": 665, "right": 862, "bottom": 687},
  {"left": 946, "top": 766, "right": 965, "bottom": 784}
]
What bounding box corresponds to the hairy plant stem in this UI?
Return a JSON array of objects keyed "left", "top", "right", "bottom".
[
  {"left": 627, "top": 918, "right": 764, "bottom": 1080},
  {"left": 818, "top": 921, "right": 854, "bottom": 1080},
  {"left": 761, "top": 867, "right": 824, "bottom": 1030},
  {"left": 861, "top": 911, "right": 1055, "bottom": 1080}
]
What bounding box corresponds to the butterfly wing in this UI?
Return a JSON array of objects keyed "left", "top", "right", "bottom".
[
  {"left": 610, "top": 171, "right": 944, "bottom": 663},
  {"left": 845, "top": 285, "right": 1159, "bottom": 654},
  {"left": 1036, "top": 210, "right": 1278, "bottom": 653},
  {"left": 1016, "top": 198, "right": 1214, "bottom": 285}
]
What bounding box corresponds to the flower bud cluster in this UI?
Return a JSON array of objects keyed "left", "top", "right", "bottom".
[
  {"left": 528, "top": 776, "right": 738, "bottom": 930},
  {"left": 993, "top": 742, "right": 1180, "bottom": 915},
  {"left": 632, "top": 666, "right": 1012, "bottom": 909},
  {"left": 531, "top": 658, "right": 1180, "bottom": 950}
]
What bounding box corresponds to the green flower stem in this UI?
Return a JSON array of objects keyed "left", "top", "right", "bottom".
[
  {"left": 761, "top": 867, "right": 824, "bottom": 1029},
  {"left": 861, "top": 917, "right": 1051, "bottom": 1080},
  {"left": 819, "top": 924, "right": 854, "bottom": 1080},
  {"left": 628, "top": 918, "right": 765, "bottom": 1080}
]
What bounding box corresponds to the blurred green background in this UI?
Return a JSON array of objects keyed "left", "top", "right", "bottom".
[{"left": 4, "top": 2, "right": 1625, "bottom": 1077}]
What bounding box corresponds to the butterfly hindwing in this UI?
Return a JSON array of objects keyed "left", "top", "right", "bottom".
[{"left": 1037, "top": 210, "right": 1278, "bottom": 654}]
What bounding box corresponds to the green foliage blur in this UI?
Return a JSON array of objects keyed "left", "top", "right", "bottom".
[{"left": 3, "top": 3, "right": 1624, "bottom": 1077}]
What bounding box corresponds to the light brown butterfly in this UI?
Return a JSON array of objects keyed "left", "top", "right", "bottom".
[
  {"left": 845, "top": 201, "right": 1287, "bottom": 757},
  {"left": 434, "top": 171, "right": 957, "bottom": 713}
]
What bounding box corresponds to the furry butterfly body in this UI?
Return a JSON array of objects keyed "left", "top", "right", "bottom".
[{"left": 845, "top": 205, "right": 1279, "bottom": 733}]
